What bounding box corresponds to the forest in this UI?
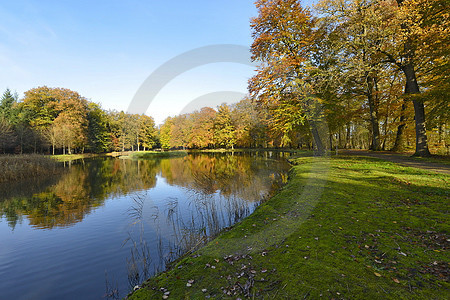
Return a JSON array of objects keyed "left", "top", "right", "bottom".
[{"left": 0, "top": 0, "right": 448, "bottom": 156}]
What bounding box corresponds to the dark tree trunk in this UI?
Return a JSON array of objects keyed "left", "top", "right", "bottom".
[
  {"left": 367, "top": 76, "right": 381, "bottom": 151},
  {"left": 393, "top": 0, "right": 430, "bottom": 156},
  {"left": 402, "top": 63, "right": 431, "bottom": 156},
  {"left": 392, "top": 98, "right": 408, "bottom": 152},
  {"left": 345, "top": 123, "right": 351, "bottom": 149},
  {"left": 310, "top": 120, "right": 325, "bottom": 156}
]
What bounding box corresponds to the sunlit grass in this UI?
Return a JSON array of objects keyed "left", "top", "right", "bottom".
[
  {"left": 53, "top": 153, "right": 99, "bottom": 162},
  {"left": 129, "top": 155, "right": 449, "bottom": 299}
]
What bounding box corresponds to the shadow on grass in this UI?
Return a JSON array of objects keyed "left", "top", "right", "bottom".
[{"left": 129, "top": 156, "right": 449, "bottom": 299}]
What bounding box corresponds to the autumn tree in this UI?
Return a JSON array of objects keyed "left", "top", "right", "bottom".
[
  {"left": 189, "top": 107, "right": 216, "bottom": 149},
  {"left": 159, "top": 117, "right": 174, "bottom": 150},
  {"left": 170, "top": 114, "right": 191, "bottom": 149},
  {"left": 355, "top": 0, "right": 447, "bottom": 156},
  {"left": 214, "top": 104, "right": 236, "bottom": 149},
  {"left": 138, "top": 114, "right": 157, "bottom": 151},
  {"left": 249, "top": 0, "right": 330, "bottom": 154}
]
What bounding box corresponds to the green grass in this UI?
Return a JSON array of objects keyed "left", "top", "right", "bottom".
[
  {"left": 0, "top": 154, "right": 65, "bottom": 182},
  {"left": 409, "top": 155, "right": 450, "bottom": 166},
  {"left": 128, "top": 155, "right": 449, "bottom": 299},
  {"left": 128, "top": 150, "right": 188, "bottom": 159},
  {"left": 53, "top": 153, "right": 99, "bottom": 162}
]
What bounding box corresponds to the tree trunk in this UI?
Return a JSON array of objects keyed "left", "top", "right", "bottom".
[
  {"left": 345, "top": 123, "right": 351, "bottom": 149},
  {"left": 367, "top": 76, "right": 381, "bottom": 151},
  {"left": 310, "top": 120, "right": 325, "bottom": 156},
  {"left": 402, "top": 63, "right": 431, "bottom": 156},
  {"left": 392, "top": 87, "right": 409, "bottom": 152},
  {"left": 393, "top": 0, "right": 431, "bottom": 156}
]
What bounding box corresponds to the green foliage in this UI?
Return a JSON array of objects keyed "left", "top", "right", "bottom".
[
  {"left": 213, "top": 104, "right": 236, "bottom": 149},
  {"left": 87, "top": 102, "right": 112, "bottom": 153},
  {"left": 0, "top": 88, "right": 18, "bottom": 120},
  {"left": 159, "top": 117, "right": 173, "bottom": 150}
]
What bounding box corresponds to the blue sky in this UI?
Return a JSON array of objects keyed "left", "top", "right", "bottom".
[{"left": 0, "top": 0, "right": 317, "bottom": 124}]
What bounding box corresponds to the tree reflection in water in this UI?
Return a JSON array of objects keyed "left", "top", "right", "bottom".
[
  {"left": 124, "top": 152, "right": 290, "bottom": 290},
  {"left": 0, "top": 152, "right": 290, "bottom": 297},
  {"left": 0, "top": 157, "right": 158, "bottom": 229}
]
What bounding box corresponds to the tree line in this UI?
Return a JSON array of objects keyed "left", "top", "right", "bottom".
[
  {"left": 137, "top": 0, "right": 450, "bottom": 155},
  {"left": 0, "top": 87, "right": 157, "bottom": 154},
  {"left": 1, "top": 1, "right": 447, "bottom": 156},
  {"left": 247, "top": 0, "right": 448, "bottom": 156}
]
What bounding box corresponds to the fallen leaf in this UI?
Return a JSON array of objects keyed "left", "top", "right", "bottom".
[
  {"left": 393, "top": 278, "right": 400, "bottom": 283},
  {"left": 374, "top": 272, "right": 382, "bottom": 277}
]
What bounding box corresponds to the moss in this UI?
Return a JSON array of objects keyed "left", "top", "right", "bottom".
[{"left": 128, "top": 155, "right": 449, "bottom": 299}]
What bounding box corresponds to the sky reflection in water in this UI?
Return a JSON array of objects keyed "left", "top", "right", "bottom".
[{"left": 0, "top": 152, "right": 291, "bottom": 299}]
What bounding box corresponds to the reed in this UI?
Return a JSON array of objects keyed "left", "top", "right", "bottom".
[{"left": 0, "top": 154, "right": 64, "bottom": 183}]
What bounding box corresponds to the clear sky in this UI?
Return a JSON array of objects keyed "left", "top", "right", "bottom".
[{"left": 0, "top": 0, "right": 317, "bottom": 124}]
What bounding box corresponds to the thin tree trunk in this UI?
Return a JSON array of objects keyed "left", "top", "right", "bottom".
[
  {"left": 346, "top": 123, "right": 351, "bottom": 149},
  {"left": 392, "top": 96, "right": 408, "bottom": 152},
  {"left": 367, "top": 76, "right": 381, "bottom": 150}
]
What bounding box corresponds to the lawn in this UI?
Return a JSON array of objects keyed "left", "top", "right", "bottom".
[{"left": 129, "top": 155, "right": 449, "bottom": 299}]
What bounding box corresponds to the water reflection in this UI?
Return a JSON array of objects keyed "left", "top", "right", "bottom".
[
  {"left": 0, "top": 152, "right": 291, "bottom": 299},
  {"left": 123, "top": 152, "right": 290, "bottom": 291},
  {"left": 0, "top": 158, "right": 158, "bottom": 229}
]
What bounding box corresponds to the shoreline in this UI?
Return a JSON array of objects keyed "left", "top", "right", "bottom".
[{"left": 128, "top": 155, "right": 449, "bottom": 299}]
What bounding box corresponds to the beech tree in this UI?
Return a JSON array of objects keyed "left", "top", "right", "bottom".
[
  {"left": 138, "top": 114, "right": 157, "bottom": 151},
  {"left": 214, "top": 104, "right": 236, "bottom": 149},
  {"left": 189, "top": 107, "right": 216, "bottom": 149},
  {"left": 159, "top": 117, "right": 174, "bottom": 150}
]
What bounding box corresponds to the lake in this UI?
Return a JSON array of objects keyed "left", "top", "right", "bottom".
[{"left": 0, "top": 151, "right": 291, "bottom": 299}]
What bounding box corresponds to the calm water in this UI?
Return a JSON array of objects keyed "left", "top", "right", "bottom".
[{"left": 0, "top": 152, "right": 291, "bottom": 299}]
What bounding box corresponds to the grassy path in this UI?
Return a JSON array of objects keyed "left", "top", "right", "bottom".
[{"left": 129, "top": 155, "right": 449, "bottom": 299}]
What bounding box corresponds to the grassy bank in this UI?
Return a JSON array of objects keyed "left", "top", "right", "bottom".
[
  {"left": 188, "top": 148, "right": 307, "bottom": 154},
  {"left": 53, "top": 153, "right": 100, "bottom": 162},
  {"left": 127, "top": 150, "right": 188, "bottom": 159},
  {"left": 129, "top": 155, "right": 449, "bottom": 299},
  {"left": 0, "top": 154, "right": 64, "bottom": 183}
]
